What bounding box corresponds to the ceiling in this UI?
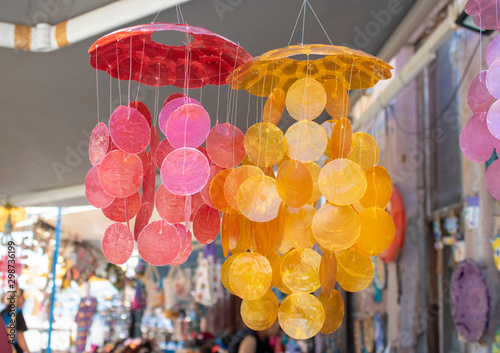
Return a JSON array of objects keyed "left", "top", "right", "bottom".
[{"left": 0, "top": 0, "right": 417, "bottom": 208}]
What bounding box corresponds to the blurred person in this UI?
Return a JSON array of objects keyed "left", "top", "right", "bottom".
[
  {"left": 228, "top": 320, "right": 280, "bottom": 353},
  {"left": 1, "top": 289, "right": 30, "bottom": 353}
]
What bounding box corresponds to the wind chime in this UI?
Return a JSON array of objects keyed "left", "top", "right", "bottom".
[{"left": 86, "top": 18, "right": 395, "bottom": 339}]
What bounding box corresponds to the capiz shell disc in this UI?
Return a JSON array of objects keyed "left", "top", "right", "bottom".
[
  {"left": 336, "top": 248, "right": 374, "bottom": 292},
  {"left": 169, "top": 224, "right": 193, "bottom": 266},
  {"left": 485, "top": 159, "right": 500, "bottom": 200},
  {"left": 278, "top": 292, "right": 325, "bottom": 340},
  {"left": 318, "top": 159, "right": 367, "bottom": 206},
  {"left": 101, "top": 191, "right": 141, "bottom": 222},
  {"left": 229, "top": 252, "right": 273, "bottom": 300},
  {"left": 137, "top": 220, "right": 181, "bottom": 266},
  {"left": 158, "top": 96, "right": 201, "bottom": 135},
  {"left": 241, "top": 290, "right": 279, "bottom": 331},
  {"left": 193, "top": 204, "right": 221, "bottom": 245},
  {"left": 206, "top": 123, "right": 246, "bottom": 168},
  {"left": 280, "top": 248, "right": 321, "bottom": 293},
  {"left": 467, "top": 70, "right": 494, "bottom": 112},
  {"left": 89, "top": 122, "right": 109, "bottom": 166},
  {"left": 109, "top": 105, "right": 150, "bottom": 154},
  {"left": 102, "top": 223, "right": 134, "bottom": 265},
  {"left": 166, "top": 104, "right": 211, "bottom": 148},
  {"left": 237, "top": 175, "right": 282, "bottom": 222},
  {"left": 85, "top": 166, "right": 115, "bottom": 209},
  {"left": 161, "top": 147, "right": 210, "bottom": 195},
  {"left": 99, "top": 150, "right": 143, "bottom": 198},
  {"left": 318, "top": 290, "right": 344, "bottom": 334}
]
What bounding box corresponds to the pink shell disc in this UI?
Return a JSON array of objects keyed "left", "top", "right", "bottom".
[
  {"left": 461, "top": 112, "right": 495, "bottom": 163},
  {"left": 89, "top": 122, "right": 110, "bottom": 166},
  {"left": 486, "top": 36, "right": 500, "bottom": 67},
  {"left": 134, "top": 201, "right": 154, "bottom": 241},
  {"left": 128, "top": 101, "right": 152, "bottom": 127},
  {"left": 206, "top": 123, "right": 246, "bottom": 168},
  {"left": 192, "top": 204, "right": 221, "bottom": 245},
  {"left": 161, "top": 147, "right": 210, "bottom": 195},
  {"left": 155, "top": 138, "right": 176, "bottom": 170},
  {"left": 85, "top": 166, "right": 115, "bottom": 209},
  {"left": 99, "top": 150, "right": 144, "bottom": 198},
  {"left": 200, "top": 166, "right": 224, "bottom": 208},
  {"left": 102, "top": 223, "right": 134, "bottom": 265},
  {"left": 150, "top": 126, "right": 160, "bottom": 165},
  {"left": 467, "top": 70, "right": 494, "bottom": 113},
  {"left": 169, "top": 224, "right": 193, "bottom": 266},
  {"left": 137, "top": 150, "right": 150, "bottom": 176},
  {"left": 137, "top": 220, "right": 181, "bottom": 266},
  {"left": 197, "top": 145, "right": 215, "bottom": 166},
  {"left": 102, "top": 191, "right": 141, "bottom": 222},
  {"left": 109, "top": 105, "right": 150, "bottom": 154},
  {"left": 486, "top": 58, "right": 500, "bottom": 99},
  {"left": 142, "top": 162, "right": 156, "bottom": 203},
  {"left": 155, "top": 184, "right": 187, "bottom": 223},
  {"left": 166, "top": 104, "right": 211, "bottom": 148},
  {"left": 158, "top": 97, "right": 202, "bottom": 135},
  {"left": 487, "top": 100, "right": 500, "bottom": 139},
  {"left": 164, "top": 93, "right": 187, "bottom": 107},
  {"left": 485, "top": 159, "right": 500, "bottom": 200},
  {"left": 190, "top": 192, "right": 206, "bottom": 220}
]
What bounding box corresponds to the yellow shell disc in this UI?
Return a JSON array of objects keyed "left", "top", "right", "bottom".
[
  {"left": 359, "top": 166, "right": 392, "bottom": 209},
  {"left": 283, "top": 204, "right": 316, "bottom": 249},
  {"left": 330, "top": 117, "right": 352, "bottom": 159},
  {"left": 312, "top": 203, "right": 360, "bottom": 253},
  {"left": 319, "top": 249, "right": 337, "bottom": 295},
  {"left": 318, "top": 159, "right": 367, "bottom": 206},
  {"left": 346, "top": 132, "right": 380, "bottom": 171},
  {"left": 278, "top": 292, "right": 325, "bottom": 340},
  {"left": 224, "top": 165, "right": 264, "bottom": 211},
  {"left": 354, "top": 207, "right": 395, "bottom": 256},
  {"left": 323, "top": 79, "right": 350, "bottom": 118},
  {"left": 266, "top": 251, "right": 281, "bottom": 288},
  {"left": 336, "top": 248, "right": 374, "bottom": 292},
  {"left": 244, "top": 122, "right": 285, "bottom": 168},
  {"left": 321, "top": 119, "right": 336, "bottom": 158},
  {"left": 263, "top": 88, "right": 286, "bottom": 125},
  {"left": 229, "top": 252, "right": 273, "bottom": 300},
  {"left": 304, "top": 162, "right": 322, "bottom": 204},
  {"left": 280, "top": 248, "right": 321, "bottom": 293},
  {"left": 276, "top": 159, "right": 313, "bottom": 208},
  {"left": 285, "top": 120, "right": 328, "bottom": 163},
  {"left": 237, "top": 175, "right": 282, "bottom": 223},
  {"left": 221, "top": 253, "right": 242, "bottom": 295},
  {"left": 241, "top": 290, "right": 279, "bottom": 331},
  {"left": 318, "top": 290, "right": 344, "bottom": 334},
  {"left": 285, "top": 77, "right": 326, "bottom": 121}
]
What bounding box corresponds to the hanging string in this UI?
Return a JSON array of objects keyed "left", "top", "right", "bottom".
[
  {"left": 127, "top": 36, "right": 133, "bottom": 105},
  {"left": 109, "top": 75, "right": 113, "bottom": 117},
  {"left": 306, "top": 1, "right": 333, "bottom": 45},
  {"left": 95, "top": 48, "right": 100, "bottom": 123},
  {"left": 135, "top": 39, "right": 147, "bottom": 102},
  {"left": 301, "top": 0, "right": 307, "bottom": 44},
  {"left": 216, "top": 52, "right": 222, "bottom": 124},
  {"left": 152, "top": 0, "right": 169, "bottom": 23},
  {"left": 288, "top": 1, "right": 306, "bottom": 46},
  {"left": 116, "top": 43, "right": 122, "bottom": 106}
]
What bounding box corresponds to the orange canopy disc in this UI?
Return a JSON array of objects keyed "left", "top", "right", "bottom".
[
  {"left": 278, "top": 292, "right": 325, "bottom": 340},
  {"left": 241, "top": 290, "right": 279, "bottom": 331},
  {"left": 227, "top": 44, "right": 393, "bottom": 97},
  {"left": 280, "top": 248, "right": 321, "bottom": 293},
  {"left": 336, "top": 248, "right": 374, "bottom": 292}
]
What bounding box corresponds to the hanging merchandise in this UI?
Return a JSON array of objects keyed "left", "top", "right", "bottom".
[
  {"left": 443, "top": 211, "right": 465, "bottom": 263},
  {"left": 363, "top": 315, "right": 375, "bottom": 353},
  {"left": 492, "top": 234, "right": 500, "bottom": 272},
  {"left": 86, "top": 23, "right": 252, "bottom": 266},
  {"left": 373, "top": 312, "right": 386, "bottom": 353},
  {"left": 492, "top": 326, "right": 500, "bottom": 353},
  {"left": 194, "top": 248, "right": 221, "bottom": 307},
  {"left": 143, "top": 264, "right": 163, "bottom": 312},
  {"left": 353, "top": 319, "right": 364, "bottom": 353},
  {"left": 461, "top": 0, "right": 500, "bottom": 198},
  {"left": 450, "top": 259, "right": 490, "bottom": 342},
  {"left": 221, "top": 43, "right": 394, "bottom": 340},
  {"left": 74, "top": 297, "right": 98, "bottom": 353},
  {"left": 379, "top": 186, "right": 406, "bottom": 263},
  {"left": 163, "top": 266, "right": 192, "bottom": 311},
  {"left": 372, "top": 257, "right": 386, "bottom": 303}
]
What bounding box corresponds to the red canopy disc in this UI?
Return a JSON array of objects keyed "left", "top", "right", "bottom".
[{"left": 89, "top": 23, "right": 252, "bottom": 88}]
